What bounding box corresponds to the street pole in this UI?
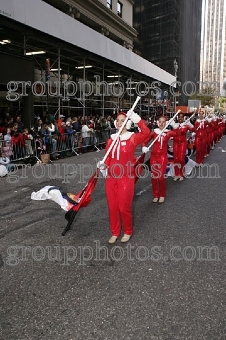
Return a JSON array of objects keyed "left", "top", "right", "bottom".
[{"left": 174, "top": 59, "right": 178, "bottom": 115}]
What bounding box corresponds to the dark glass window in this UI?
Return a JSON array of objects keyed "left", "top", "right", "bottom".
[
  {"left": 117, "top": 1, "right": 123, "bottom": 17},
  {"left": 107, "top": 0, "right": 112, "bottom": 10}
]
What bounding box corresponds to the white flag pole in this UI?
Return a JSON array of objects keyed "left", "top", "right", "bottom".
[{"left": 184, "top": 112, "right": 195, "bottom": 125}]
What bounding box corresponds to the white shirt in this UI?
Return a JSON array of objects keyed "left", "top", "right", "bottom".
[{"left": 81, "top": 125, "right": 92, "bottom": 138}]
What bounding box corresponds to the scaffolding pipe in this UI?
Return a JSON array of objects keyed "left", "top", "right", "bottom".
[
  {"left": 58, "top": 48, "right": 61, "bottom": 118},
  {"left": 83, "top": 59, "right": 86, "bottom": 117},
  {"left": 102, "top": 64, "right": 105, "bottom": 117}
]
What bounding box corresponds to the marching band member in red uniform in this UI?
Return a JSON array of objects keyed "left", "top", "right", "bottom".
[
  {"left": 216, "top": 117, "right": 221, "bottom": 142},
  {"left": 98, "top": 111, "right": 151, "bottom": 244},
  {"left": 172, "top": 112, "right": 194, "bottom": 181},
  {"left": 219, "top": 117, "right": 224, "bottom": 140},
  {"left": 194, "top": 110, "right": 207, "bottom": 165},
  {"left": 205, "top": 115, "right": 215, "bottom": 156},
  {"left": 223, "top": 115, "right": 226, "bottom": 135},
  {"left": 209, "top": 114, "right": 215, "bottom": 150},
  {"left": 142, "top": 116, "right": 181, "bottom": 204},
  {"left": 213, "top": 117, "right": 218, "bottom": 145}
]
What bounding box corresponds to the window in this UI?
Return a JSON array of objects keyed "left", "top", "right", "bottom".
[
  {"left": 107, "top": 0, "right": 112, "bottom": 10},
  {"left": 117, "top": 1, "right": 123, "bottom": 17}
]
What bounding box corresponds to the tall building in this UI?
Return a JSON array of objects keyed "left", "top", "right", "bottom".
[
  {"left": 133, "top": 0, "right": 202, "bottom": 105},
  {"left": 200, "top": 0, "right": 226, "bottom": 96}
]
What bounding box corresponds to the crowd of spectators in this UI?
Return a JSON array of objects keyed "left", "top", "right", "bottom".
[
  {"left": 0, "top": 108, "right": 166, "bottom": 169},
  {"left": 0, "top": 111, "right": 128, "bottom": 163}
]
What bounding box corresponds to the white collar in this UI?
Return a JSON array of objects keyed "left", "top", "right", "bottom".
[
  {"left": 111, "top": 131, "right": 133, "bottom": 141},
  {"left": 110, "top": 131, "right": 134, "bottom": 160},
  {"left": 178, "top": 122, "right": 185, "bottom": 127},
  {"left": 154, "top": 128, "right": 169, "bottom": 135},
  {"left": 197, "top": 119, "right": 205, "bottom": 122}
]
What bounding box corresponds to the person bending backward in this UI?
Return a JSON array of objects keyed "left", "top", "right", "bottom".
[
  {"left": 98, "top": 110, "right": 151, "bottom": 244},
  {"left": 172, "top": 112, "right": 194, "bottom": 181},
  {"left": 142, "top": 116, "right": 181, "bottom": 204}
]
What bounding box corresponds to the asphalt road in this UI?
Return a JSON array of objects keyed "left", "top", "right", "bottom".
[{"left": 0, "top": 139, "right": 226, "bottom": 340}]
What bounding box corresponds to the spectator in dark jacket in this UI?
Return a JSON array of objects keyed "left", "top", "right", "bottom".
[{"left": 72, "top": 117, "right": 81, "bottom": 132}]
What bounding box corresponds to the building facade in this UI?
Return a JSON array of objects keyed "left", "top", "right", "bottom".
[
  {"left": 0, "top": 0, "right": 175, "bottom": 122},
  {"left": 44, "top": 0, "right": 137, "bottom": 50},
  {"left": 133, "top": 0, "right": 202, "bottom": 105},
  {"left": 200, "top": 0, "right": 226, "bottom": 97}
]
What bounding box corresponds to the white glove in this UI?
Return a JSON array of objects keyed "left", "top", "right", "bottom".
[
  {"left": 142, "top": 146, "right": 149, "bottom": 154},
  {"left": 100, "top": 168, "right": 108, "bottom": 178},
  {"left": 187, "top": 121, "right": 194, "bottom": 129},
  {"left": 171, "top": 122, "right": 179, "bottom": 129},
  {"left": 97, "top": 160, "right": 106, "bottom": 170},
  {"left": 169, "top": 120, "right": 177, "bottom": 128},
  {"left": 127, "top": 110, "right": 141, "bottom": 124},
  {"left": 126, "top": 110, "right": 133, "bottom": 118}
]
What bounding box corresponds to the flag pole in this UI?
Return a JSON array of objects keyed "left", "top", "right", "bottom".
[{"left": 184, "top": 112, "right": 195, "bottom": 125}]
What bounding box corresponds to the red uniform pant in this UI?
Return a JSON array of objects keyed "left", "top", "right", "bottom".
[
  {"left": 218, "top": 127, "right": 223, "bottom": 139},
  {"left": 173, "top": 141, "right": 186, "bottom": 177},
  {"left": 206, "top": 133, "right": 212, "bottom": 155},
  {"left": 195, "top": 136, "right": 207, "bottom": 164},
  {"left": 150, "top": 153, "right": 167, "bottom": 198},
  {"left": 105, "top": 176, "right": 134, "bottom": 236},
  {"left": 211, "top": 132, "right": 214, "bottom": 147},
  {"left": 214, "top": 130, "right": 218, "bottom": 144}
]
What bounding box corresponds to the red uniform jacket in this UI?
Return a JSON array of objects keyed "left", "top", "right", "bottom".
[{"left": 105, "top": 119, "right": 151, "bottom": 177}]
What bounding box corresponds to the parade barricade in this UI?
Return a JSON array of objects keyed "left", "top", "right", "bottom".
[
  {"left": 0, "top": 140, "right": 13, "bottom": 159},
  {"left": 0, "top": 138, "right": 36, "bottom": 162},
  {"left": 0, "top": 128, "right": 118, "bottom": 164}
]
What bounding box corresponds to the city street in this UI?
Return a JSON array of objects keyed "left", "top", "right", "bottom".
[{"left": 1, "top": 139, "right": 226, "bottom": 340}]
